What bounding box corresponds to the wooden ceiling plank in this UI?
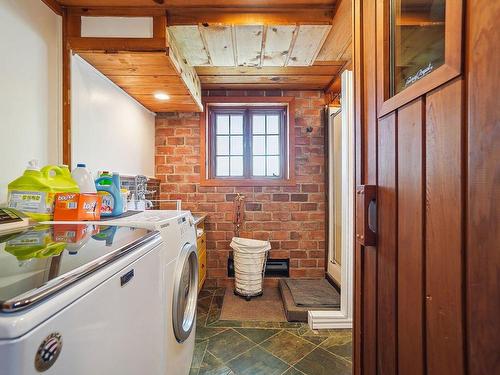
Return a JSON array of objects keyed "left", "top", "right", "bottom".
[
  {"left": 316, "top": 0, "right": 352, "bottom": 61},
  {"left": 67, "top": 37, "right": 167, "bottom": 52},
  {"left": 259, "top": 25, "right": 268, "bottom": 67},
  {"left": 167, "top": 8, "right": 334, "bottom": 26},
  {"left": 283, "top": 26, "right": 300, "bottom": 67},
  {"left": 76, "top": 51, "right": 177, "bottom": 76},
  {"left": 42, "top": 0, "right": 63, "bottom": 15},
  {"left": 234, "top": 25, "right": 264, "bottom": 67},
  {"left": 262, "top": 25, "right": 296, "bottom": 67},
  {"left": 195, "top": 65, "right": 342, "bottom": 76},
  {"left": 202, "top": 83, "right": 327, "bottom": 90},
  {"left": 58, "top": 0, "right": 337, "bottom": 7},
  {"left": 199, "top": 75, "right": 332, "bottom": 85},
  {"left": 169, "top": 26, "right": 210, "bottom": 66},
  {"left": 66, "top": 6, "right": 166, "bottom": 16},
  {"left": 287, "top": 25, "right": 332, "bottom": 66},
  {"left": 199, "top": 25, "right": 235, "bottom": 66},
  {"left": 197, "top": 24, "right": 214, "bottom": 65}
]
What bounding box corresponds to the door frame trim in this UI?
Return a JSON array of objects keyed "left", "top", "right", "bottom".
[{"left": 309, "top": 70, "right": 355, "bottom": 330}]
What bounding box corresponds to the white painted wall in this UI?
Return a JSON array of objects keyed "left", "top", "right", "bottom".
[
  {"left": 71, "top": 55, "right": 155, "bottom": 177},
  {"left": 0, "top": 0, "right": 62, "bottom": 204},
  {"left": 81, "top": 16, "right": 153, "bottom": 38}
]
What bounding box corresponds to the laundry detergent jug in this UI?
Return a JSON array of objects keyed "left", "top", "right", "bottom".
[
  {"left": 41, "top": 165, "right": 80, "bottom": 194},
  {"left": 95, "top": 173, "right": 123, "bottom": 217},
  {"left": 7, "top": 160, "right": 55, "bottom": 221}
]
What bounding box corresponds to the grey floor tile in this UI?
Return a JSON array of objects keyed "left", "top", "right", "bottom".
[
  {"left": 294, "top": 348, "right": 351, "bottom": 375},
  {"left": 207, "top": 329, "right": 256, "bottom": 363},
  {"left": 234, "top": 328, "right": 281, "bottom": 344},
  {"left": 199, "top": 352, "right": 234, "bottom": 375},
  {"left": 192, "top": 288, "right": 352, "bottom": 375},
  {"left": 196, "top": 327, "right": 227, "bottom": 342},
  {"left": 209, "top": 320, "right": 244, "bottom": 328},
  {"left": 227, "top": 346, "right": 289, "bottom": 375},
  {"left": 260, "top": 331, "right": 316, "bottom": 365},
  {"left": 281, "top": 367, "right": 306, "bottom": 375},
  {"left": 319, "top": 331, "right": 352, "bottom": 362},
  {"left": 192, "top": 340, "right": 209, "bottom": 369}
]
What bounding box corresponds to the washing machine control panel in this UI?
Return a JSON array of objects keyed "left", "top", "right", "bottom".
[{"left": 178, "top": 215, "right": 192, "bottom": 237}]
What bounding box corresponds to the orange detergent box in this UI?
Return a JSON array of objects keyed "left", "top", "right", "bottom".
[
  {"left": 53, "top": 223, "right": 100, "bottom": 244},
  {"left": 53, "top": 193, "right": 102, "bottom": 221}
]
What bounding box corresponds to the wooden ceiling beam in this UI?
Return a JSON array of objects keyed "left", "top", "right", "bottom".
[
  {"left": 41, "top": 0, "right": 63, "bottom": 15},
  {"left": 56, "top": 0, "right": 336, "bottom": 8},
  {"left": 195, "top": 65, "right": 343, "bottom": 76},
  {"left": 66, "top": 6, "right": 166, "bottom": 16},
  {"left": 167, "top": 8, "right": 334, "bottom": 26}
]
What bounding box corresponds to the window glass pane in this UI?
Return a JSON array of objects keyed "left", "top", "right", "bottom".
[
  {"left": 230, "top": 115, "right": 243, "bottom": 134},
  {"left": 216, "top": 156, "right": 230, "bottom": 176},
  {"left": 267, "top": 135, "right": 280, "bottom": 155},
  {"left": 230, "top": 136, "right": 243, "bottom": 155},
  {"left": 230, "top": 156, "right": 244, "bottom": 176},
  {"left": 252, "top": 136, "right": 266, "bottom": 155},
  {"left": 253, "top": 115, "right": 266, "bottom": 134},
  {"left": 216, "top": 136, "right": 229, "bottom": 155},
  {"left": 390, "top": 0, "right": 445, "bottom": 95},
  {"left": 267, "top": 156, "right": 280, "bottom": 177},
  {"left": 216, "top": 115, "right": 230, "bottom": 134},
  {"left": 253, "top": 156, "right": 266, "bottom": 176},
  {"left": 267, "top": 115, "right": 280, "bottom": 134}
]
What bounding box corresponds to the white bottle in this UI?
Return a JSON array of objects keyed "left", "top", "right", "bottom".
[{"left": 71, "top": 163, "right": 97, "bottom": 193}]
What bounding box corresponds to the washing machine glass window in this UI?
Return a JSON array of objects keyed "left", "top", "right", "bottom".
[{"left": 172, "top": 243, "right": 198, "bottom": 343}]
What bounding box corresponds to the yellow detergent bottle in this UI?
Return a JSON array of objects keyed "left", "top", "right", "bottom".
[
  {"left": 7, "top": 161, "right": 79, "bottom": 221},
  {"left": 41, "top": 165, "right": 80, "bottom": 195}
]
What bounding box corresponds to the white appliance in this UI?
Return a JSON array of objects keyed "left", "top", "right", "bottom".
[
  {"left": 0, "top": 224, "right": 164, "bottom": 375},
  {"left": 97, "top": 210, "right": 199, "bottom": 375},
  {"left": 45, "top": 210, "right": 199, "bottom": 375}
]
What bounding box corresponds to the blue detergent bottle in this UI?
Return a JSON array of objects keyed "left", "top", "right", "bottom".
[{"left": 95, "top": 172, "right": 123, "bottom": 217}]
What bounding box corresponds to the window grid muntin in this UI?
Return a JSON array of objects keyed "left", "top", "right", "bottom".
[
  {"left": 215, "top": 114, "right": 244, "bottom": 177},
  {"left": 209, "top": 107, "right": 286, "bottom": 180},
  {"left": 251, "top": 113, "right": 281, "bottom": 177}
]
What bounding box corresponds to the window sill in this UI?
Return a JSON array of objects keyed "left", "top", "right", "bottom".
[{"left": 200, "top": 177, "right": 297, "bottom": 187}]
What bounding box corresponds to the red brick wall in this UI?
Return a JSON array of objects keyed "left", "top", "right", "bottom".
[{"left": 155, "top": 90, "right": 326, "bottom": 287}]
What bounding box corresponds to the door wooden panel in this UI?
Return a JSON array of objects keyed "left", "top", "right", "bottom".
[
  {"left": 466, "top": 1, "right": 500, "bottom": 374},
  {"left": 425, "top": 78, "right": 464, "bottom": 375},
  {"left": 352, "top": 1, "right": 499, "bottom": 374},
  {"left": 396, "top": 99, "right": 424, "bottom": 375},
  {"left": 376, "top": 113, "right": 397, "bottom": 375}
]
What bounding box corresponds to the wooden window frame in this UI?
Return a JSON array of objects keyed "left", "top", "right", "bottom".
[
  {"left": 377, "top": 0, "right": 463, "bottom": 117},
  {"left": 200, "top": 97, "right": 296, "bottom": 187}
]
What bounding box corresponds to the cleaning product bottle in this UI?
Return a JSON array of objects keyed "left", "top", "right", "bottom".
[
  {"left": 41, "top": 165, "right": 80, "bottom": 194},
  {"left": 7, "top": 160, "right": 55, "bottom": 221},
  {"left": 72, "top": 164, "right": 97, "bottom": 193},
  {"left": 95, "top": 172, "right": 123, "bottom": 217},
  {"left": 99, "top": 171, "right": 113, "bottom": 186}
]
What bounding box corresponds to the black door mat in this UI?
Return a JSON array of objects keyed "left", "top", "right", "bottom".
[{"left": 279, "top": 279, "right": 341, "bottom": 322}]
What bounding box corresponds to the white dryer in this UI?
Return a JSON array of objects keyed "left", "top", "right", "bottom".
[{"left": 61, "top": 210, "right": 199, "bottom": 375}]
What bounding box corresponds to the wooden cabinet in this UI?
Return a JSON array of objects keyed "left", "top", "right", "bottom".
[{"left": 195, "top": 215, "right": 207, "bottom": 292}]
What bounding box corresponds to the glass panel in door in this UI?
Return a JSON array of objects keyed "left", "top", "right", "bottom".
[{"left": 390, "top": 0, "right": 446, "bottom": 95}]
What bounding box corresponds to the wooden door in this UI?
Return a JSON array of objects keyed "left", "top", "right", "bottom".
[{"left": 353, "top": 0, "right": 500, "bottom": 375}]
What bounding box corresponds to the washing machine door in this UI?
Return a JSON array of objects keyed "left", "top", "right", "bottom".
[{"left": 172, "top": 243, "right": 198, "bottom": 343}]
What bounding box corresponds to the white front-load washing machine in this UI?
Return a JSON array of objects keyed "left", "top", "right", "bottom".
[{"left": 48, "top": 210, "right": 199, "bottom": 375}]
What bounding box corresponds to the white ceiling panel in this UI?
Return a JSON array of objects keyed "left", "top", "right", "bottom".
[
  {"left": 234, "top": 25, "right": 264, "bottom": 67},
  {"left": 169, "top": 25, "right": 210, "bottom": 66},
  {"left": 199, "top": 25, "right": 235, "bottom": 66},
  {"left": 262, "top": 25, "right": 296, "bottom": 67},
  {"left": 287, "top": 25, "right": 331, "bottom": 66}
]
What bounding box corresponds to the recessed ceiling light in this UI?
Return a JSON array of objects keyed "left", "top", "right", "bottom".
[{"left": 154, "top": 92, "right": 170, "bottom": 100}]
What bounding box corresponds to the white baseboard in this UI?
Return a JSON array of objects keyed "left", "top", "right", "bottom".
[{"left": 308, "top": 310, "right": 353, "bottom": 330}]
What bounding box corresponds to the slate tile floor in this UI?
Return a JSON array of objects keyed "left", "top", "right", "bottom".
[{"left": 191, "top": 288, "right": 352, "bottom": 375}]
